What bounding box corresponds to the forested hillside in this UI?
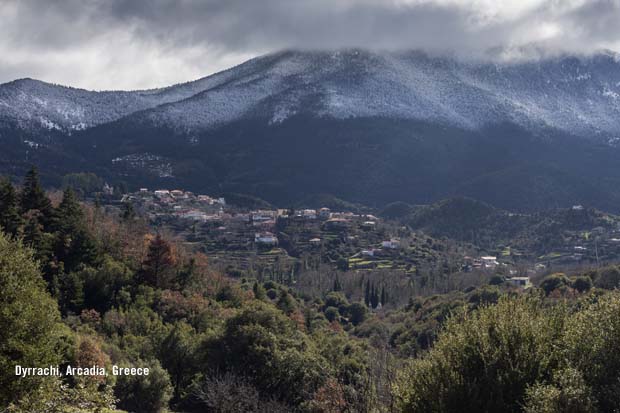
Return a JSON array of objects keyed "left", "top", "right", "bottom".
[{"left": 3, "top": 168, "right": 620, "bottom": 412}]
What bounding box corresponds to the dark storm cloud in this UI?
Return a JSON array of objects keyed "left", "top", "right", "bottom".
[{"left": 1, "top": 0, "right": 620, "bottom": 89}]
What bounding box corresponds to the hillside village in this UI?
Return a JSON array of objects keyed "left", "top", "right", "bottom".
[
  {"left": 115, "top": 189, "right": 620, "bottom": 291},
  {"left": 120, "top": 188, "right": 433, "bottom": 278},
  {"left": 118, "top": 187, "right": 591, "bottom": 290}
]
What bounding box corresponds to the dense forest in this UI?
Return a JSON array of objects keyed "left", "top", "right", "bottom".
[{"left": 3, "top": 168, "right": 620, "bottom": 412}]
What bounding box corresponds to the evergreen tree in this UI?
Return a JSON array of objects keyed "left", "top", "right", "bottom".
[
  {"left": 178, "top": 257, "right": 196, "bottom": 290},
  {"left": 380, "top": 286, "right": 387, "bottom": 306},
  {"left": 0, "top": 177, "right": 22, "bottom": 236},
  {"left": 0, "top": 233, "right": 61, "bottom": 405},
  {"left": 253, "top": 281, "right": 266, "bottom": 300},
  {"left": 276, "top": 289, "right": 297, "bottom": 315},
  {"left": 55, "top": 188, "right": 83, "bottom": 233},
  {"left": 333, "top": 276, "right": 342, "bottom": 292},
  {"left": 59, "top": 271, "right": 85, "bottom": 315},
  {"left": 22, "top": 212, "right": 53, "bottom": 271},
  {"left": 159, "top": 322, "right": 198, "bottom": 403},
  {"left": 370, "top": 283, "right": 379, "bottom": 309},
  {"left": 364, "top": 279, "right": 371, "bottom": 307},
  {"left": 20, "top": 167, "right": 53, "bottom": 227},
  {"left": 54, "top": 188, "right": 99, "bottom": 272}
]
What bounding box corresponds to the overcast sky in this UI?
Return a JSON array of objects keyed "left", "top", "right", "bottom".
[{"left": 1, "top": 0, "right": 620, "bottom": 90}]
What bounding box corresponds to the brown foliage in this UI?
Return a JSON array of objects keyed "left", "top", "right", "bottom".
[
  {"left": 75, "top": 337, "right": 108, "bottom": 384},
  {"left": 311, "top": 378, "right": 347, "bottom": 413},
  {"left": 141, "top": 234, "right": 177, "bottom": 289}
]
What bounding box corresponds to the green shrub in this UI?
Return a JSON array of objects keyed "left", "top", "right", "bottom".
[{"left": 395, "top": 297, "right": 565, "bottom": 413}]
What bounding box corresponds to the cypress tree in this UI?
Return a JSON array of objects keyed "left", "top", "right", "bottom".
[
  {"left": 370, "top": 282, "right": 379, "bottom": 309},
  {"left": 364, "top": 279, "right": 371, "bottom": 307},
  {"left": 333, "top": 276, "right": 342, "bottom": 292},
  {"left": 381, "top": 286, "right": 387, "bottom": 306}
]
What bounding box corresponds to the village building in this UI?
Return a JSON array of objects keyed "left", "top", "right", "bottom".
[
  {"left": 361, "top": 221, "right": 376, "bottom": 229},
  {"left": 179, "top": 209, "right": 208, "bottom": 222},
  {"left": 252, "top": 210, "right": 277, "bottom": 222},
  {"left": 255, "top": 232, "right": 278, "bottom": 245},
  {"left": 170, "top": 189, "right": 185, "bottom": 198},
  {"left": 506, "top": 276, "right": 532, "bottom": 289},
  {"left": 480, "top": 256, "right": 499, "bottom": 268},
  {"left": 324, "top": 218, "right": 349, "bottom": 230},
  {"left": 382, "top": 238, "right": 401, "bottom": 249},
  {"left": 197, "top": 195, "right": 214, "bottom": 204},
  {"left": 301, "top": 209, "right": 317, "bottom": 219}
]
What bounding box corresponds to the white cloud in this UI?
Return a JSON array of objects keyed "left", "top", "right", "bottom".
[{"left": 1, "top": 0, "right": 619, "bottom": 90}]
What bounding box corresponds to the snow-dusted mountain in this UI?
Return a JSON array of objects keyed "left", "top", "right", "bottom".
[
  {"left": 112, "top": 50, "right": 620, "bottom": 141},
  {"left": 0, "top": 70, "right": 251, "bottom": 132},
  {"left": 3, "top": 50, "right": 620, "bottom": 139},
  {"left": 4, "top": 49, "right": 620, "bottom": 211}
]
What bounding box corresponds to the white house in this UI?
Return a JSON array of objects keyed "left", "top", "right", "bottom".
[
  {"left": 255, "top": 232, "right": 278, "bottom": 245},
  {"left": 382, "top": 239, "right": 401, "bottom": 249},
  {"left": 154, "top": 190, "right": 171, "bottom": 198},
  {"left": 301, "top": 209, "right": 317, "bottom": 219},
  {"left": 506, "top": 276, "right": 532, "bottom": 289},
  {"left": 252, "top": 210, "right": 277, "bottom": 222},
  {"left": 480, "top": 256, "right": 499, "bottom": 268},
  {"left": 180, "top": 210, "right": 207, "bottom": 221},
  {"left": 197, "top": 195, "right": 214, "bottom": 204}
]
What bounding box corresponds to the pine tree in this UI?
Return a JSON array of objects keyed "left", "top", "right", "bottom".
[
  {"left": 0, "top": 178, "right": 22, "bottom": 236},
  {"left": 54, "top": 188, "right": 98, "bottom": 272},
  {"left": 22, "top": 213, "right": 52, "bottom": 268},
  {"left": 55, "top": 188, "right": 83, "bottom": 233},
  {"left": 59, "top": 271, "right": 85, "bottom": 315},
  {"left": 20, "top": 167, "right": 53, "bottom": 227}
]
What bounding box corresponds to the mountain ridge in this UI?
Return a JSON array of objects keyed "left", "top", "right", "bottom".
[
  {"left": 5, "top": 49, "right": 620, "bottom": 138},
  {"left": 3, "top": 49, "right": 620, "bottom": 211}
]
